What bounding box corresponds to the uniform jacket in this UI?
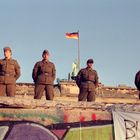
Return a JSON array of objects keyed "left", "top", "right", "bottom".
[
  {"left": 76, "top": 67, "right": 99, "bottom": 90},
  {"left": 135, "top": 71, "right": 140, "bottom": 90},
  {"left": 32, "top": 60, "right": 56, "bottom": 85},
  {"left": 0, "top": 58, "right": 21, "bottom": 84}
]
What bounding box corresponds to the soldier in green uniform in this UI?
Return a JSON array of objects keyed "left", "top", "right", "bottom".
[
  {"left": 32, "top": 50, "right": 56, "bottom": 100},
  {"left": 76, "top": 59, "right": 99, "bottom": 102},
  {"left": 0, "top": 47, "right": 21, "bottom": 97}
]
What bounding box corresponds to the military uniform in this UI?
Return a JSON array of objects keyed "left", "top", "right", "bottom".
[
  {"left": 135, "top": 71, "right": 140, "bottom": 99},
  {"left": 32, "top": 60, "right": 56, "bottom": 100},
  {"left": 0, "top": 58, "right": 20, "bottom": 96},
  {"left": 76, "top": 67, "right": 99, "bottom": 102}
]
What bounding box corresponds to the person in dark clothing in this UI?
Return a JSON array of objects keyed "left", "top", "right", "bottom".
[
  {"left": 0, "top": 47, "right": 21, "bottom": 96},
  {"left": 32, "top": 50, "right": 56, "bottom": 100},
  {"left": 135, "top": 71, "right": 140, "bottom": 99},
  {"left": 76, "top": 59, "right": 99, "bottom": 102}
]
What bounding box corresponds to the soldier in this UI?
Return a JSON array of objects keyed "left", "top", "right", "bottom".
[
  {"left": 0, "top": 47, "right": 21, "bottom": 97},
  {"left": 135, "top": 71, "right": 140, "bottom": 99},
  {"left": 76, "top": 59, "right": 99, "bottom": 102},
  {"left": 32, "top": 50, "right": 56, "bottom": 100}
]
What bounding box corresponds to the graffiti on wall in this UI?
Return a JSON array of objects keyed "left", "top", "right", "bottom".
[
  {"left": 0, "top": 120, "right": 114, "bottom": 140},
  {"left": 0, "top": 101, "right": 114, "bottom": 140}
]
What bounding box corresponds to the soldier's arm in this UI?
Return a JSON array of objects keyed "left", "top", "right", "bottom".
[
  {"left": 52, "top": 63, "right": 56, "bottom": 82},
  {"left": 0, "top": 59, "right": 2, "bottom": 64},
  {"left": 76, "top": 70, "right": 82, "bottom": 87},
  {"left": 14, "top": 60, "right": 21, "bottom": 80},
  {"left": 135, "top": 71, "right": 140, "bottom": 90},
  {"left": 94, "top": 71, "right": 99, "bottom": 88},
  {"left": 32, "top": 62, "right": 39, "bottom": 82}
]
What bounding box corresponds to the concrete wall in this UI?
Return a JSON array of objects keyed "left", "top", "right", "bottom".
[
  {"left": 16, "top": 82, "right": 138, "bottom": 98},
  {"left": 0, "top": 82, "right": 138, "bottom": 139},
  {"left": 0, "top": 94, "right": 140, "bottom": 139}
]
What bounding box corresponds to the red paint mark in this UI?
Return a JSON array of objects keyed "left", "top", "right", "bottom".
[
  {"left": 91, "top": 113, "right": 96, "bottom": 121},
  {"left": 64, "top": 114, "right": 68, "bottom": 123},
  {"left": 79, "top": 116, "right": 85, "bottom": 122},
  {"left": 51, "top": 129, "right": 67, "bottom": 139}
]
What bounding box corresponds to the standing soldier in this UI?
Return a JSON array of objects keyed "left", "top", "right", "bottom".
[
  {"left": 0, "top": 47, "right": 21, "bottom": 97},
  {"left": 135, "top": 71, "right": 140, "bottom": 99},
  {"left": 76, "top": 59, "right": 99, "bottom": 102},
  {"left": 32, "top": 50, "right": 56, "bottom": 100}
]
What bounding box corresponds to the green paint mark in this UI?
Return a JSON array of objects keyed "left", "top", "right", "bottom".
[
  {"left": 0, "top": 112, "right": 61, "bottom": 123},
  {"left": 64, "top": 125, "right": 114, "bottom": 140}
]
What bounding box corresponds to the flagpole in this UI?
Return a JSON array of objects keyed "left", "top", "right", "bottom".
[{"left": 78, "top": 30, "right": 80, "bottom": 71}]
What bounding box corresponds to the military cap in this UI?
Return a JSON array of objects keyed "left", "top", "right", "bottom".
[
  {"left": 42, "top": 49, "right": 49, "bottom": 55},
  {"left": 3, "top": 47, "right": 12, "bottom": 52},
  {"left": 87, "top": 59, "right": 94, "bottom": 64}
]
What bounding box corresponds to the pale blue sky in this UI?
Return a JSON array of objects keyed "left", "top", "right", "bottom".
[{"left": 0, "top": 0, "right": 139, "bottom": 87}]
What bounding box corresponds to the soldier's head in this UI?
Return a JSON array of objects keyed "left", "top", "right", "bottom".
[
  {"left": 3, "top": 46, "right": 12, "bottom": 59},
  {"left": 42, "top": 49, "right": 49, "bottom": 61},
  {"left": 86, "top": 59, "right": 94, "bottom": 68}
]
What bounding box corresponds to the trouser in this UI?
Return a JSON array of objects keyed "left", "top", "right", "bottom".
[
  {"left": 0, "top": 84, "right": 16, "bottom": 97},
  {"left": 34, "top": 84, "right": 54, "bottom": 100},
  {"left": 78, "top": 88, "right": 96, "bottom": 102}
]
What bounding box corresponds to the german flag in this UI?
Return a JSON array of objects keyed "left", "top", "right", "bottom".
[{"left": 65, "top": 32, "right": 79, "bottom": 39}]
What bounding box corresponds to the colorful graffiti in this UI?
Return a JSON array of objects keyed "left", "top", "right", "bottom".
[
  {"left": 0, "top": 121, "right": 58, "bottom": 140},
  {"left": 0, "top": 98, "right": 114, "bottom": 140},
  {"left": 0, "top": 120, "right": 114, "bottom": 140}
]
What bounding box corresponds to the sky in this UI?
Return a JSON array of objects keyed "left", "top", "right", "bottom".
[{"left": 0, "top": 0, "right": 139, "bottom": 87}]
